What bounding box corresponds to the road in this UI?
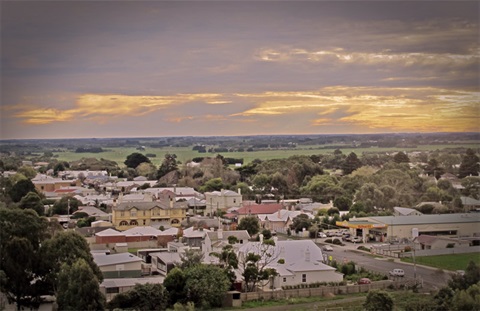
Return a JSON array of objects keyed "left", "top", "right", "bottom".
[{"left": 318, "top": 241, "right": 452, "bottom": 290}]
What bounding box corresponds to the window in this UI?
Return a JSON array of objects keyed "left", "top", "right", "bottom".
[
  {"left": 283, "top": 278, "right": 287, "bottom": 282},
  {"left": 130, "top": 220, "right": 138, "bottom": 226},
  {"left": 302, "top": 274, "right": 307, "bottom": 283},
  {"left": 143, "top": 211, "right": 146, "bottom": 216},
  {"left": 233, "top": 199, "right": 236, "bottom": 204},
  {"left": 120, "top": 211, "right": 124, "bottom": 217},
  {"left": 119, "top": 221, "right": 128, "bottom": 226},
  {"left": 106, "top": 287, "right": 119, "bottom": 294},
  {"left": 143, "top": 220, "right": 146, "bottom": 225},
  {"left": 131, "top": 210, "right": 137, "bottom": 217}
]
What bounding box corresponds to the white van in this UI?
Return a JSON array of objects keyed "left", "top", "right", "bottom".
[{"left": 389, "top": 269, "right": 405, "bottom": 277}]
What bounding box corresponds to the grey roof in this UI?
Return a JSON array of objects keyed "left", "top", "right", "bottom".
[
  {"left": 461, "top": 196, "right": 480, "bottom": 206},
  {"left": 101, "top": 276, "right": 164, "bottom": 288},
  {"left": 115, "top": 200, "right": 187, "bottom": 211},
  {"left": 365, "top": 213, "right": 480, "bottom": 226},
  {"left": 207, "top": 230, "right": 250, "bottom": 242},
  {"left": 149, "top": 251, "right": 181, "bottom": 264},
  {"left": 393, "top": 207, "right": 421, "bottom": 216},
  {"left": 93, "top": 253, "right": 142, "bottom": 267}
]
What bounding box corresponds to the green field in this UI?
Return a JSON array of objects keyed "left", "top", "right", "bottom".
[
  {"left": 52, "top": 143, "right": 480, "bottom": 166},
  {"left": 401, "top": 252, "right": 480, "bottom": 271}
]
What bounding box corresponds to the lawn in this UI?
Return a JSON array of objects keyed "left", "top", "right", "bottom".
[{"left": 401, "top": 252, "right": 480, "bottom": 271}]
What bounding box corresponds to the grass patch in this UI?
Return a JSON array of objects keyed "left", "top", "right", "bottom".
[
  {"left": 401, "top": 252, "right": 480, "bottom": 271},
  {"left": 235, "top": 293, "right": 367, "bottom": 310}
]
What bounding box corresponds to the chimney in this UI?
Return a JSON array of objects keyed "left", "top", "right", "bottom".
[
  {"left": 237, "top": 188, "right": 241, "bottom": 195},
  {"left": 305, "top": 247, "right": 310, "bottom": 262},
  {"left": 217, "top": 229, "right": 223, "bottom": 239},
  {"left": 259, "top": 233, "right": 264, "bottom": 243}
]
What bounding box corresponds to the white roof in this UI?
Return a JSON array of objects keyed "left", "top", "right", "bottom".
[
  {"left": 93, "top": 253, "right": 142, "bottom": 266},
  {"left": 183, "top": 227, "right": 211, "bottom": 238},
  {"left": 239, "top": 240, "right": 324, "bottom": 266}
]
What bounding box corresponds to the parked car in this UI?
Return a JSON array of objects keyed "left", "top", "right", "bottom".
[
  {"left": 358, "top": 278, "right": 371, "bottom": 284},
  {"left": 342, "top": 234, "right": 351, "bottom": 241},
  {"left": 318, "top": 232, "right": 327, "bottom": 238},
  {"left": 351, "top": 236, "right": 363, "bottom": 243},
  {"left": 389, "top": 269, "right": 405, "bottom": 277},
  {"left": 322, "top": 245, "right": 333, "bottom": 252}
]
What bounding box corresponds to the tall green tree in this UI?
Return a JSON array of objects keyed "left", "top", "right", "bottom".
[
  {"left": 163, "top": 267, "right": 186, "bottom": 306},
  {"left": 124, "top": 152, "right": 151, "bottom": 169},
  {"left": 458, "top": 148, "right": 480, "bottom": 178},
  {"left": 0, "top": 208, "right": 49, "bottom": 309},
  {"left": 183, "top": 264, "right": 231, "bottom": 309},
  {"left": 9, "top": 178, "right": 36, "bottom": 203},
  {"left": 342, "top": 152, "right": 362, "bottom": 175},
  {"left": 57, "top": 258, "right": 105, "bottom": 311},
  {"left": 290, "top": 214, "right": 312, "bottom": 233},
  {"left": 19, "top": 191, "right": 44, "bottom": 215},
  {"left": 393, "top": 151, "right": 410, "bottom": 164},
  {"left": 157, "top": 153, "right": 178, "bottom": 179},
  {"left": 39, "top": 231, "right": 103, "bottom": 295},
  {"left": 237, "top": 216, "right": 260, "bottom": 236}
]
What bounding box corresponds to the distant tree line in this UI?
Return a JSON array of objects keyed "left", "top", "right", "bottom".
[{"left": 75, "top": 147, "right": 105, "bottom": 153}]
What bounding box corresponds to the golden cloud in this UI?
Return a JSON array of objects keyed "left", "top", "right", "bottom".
[
  {"left": 10, "top": 93, "right": 224, "bottom": 124},
  {"left": 8, "top": 87, "right": 479, "bottom": 133}
]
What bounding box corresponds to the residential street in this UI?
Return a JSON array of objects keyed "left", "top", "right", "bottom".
[{"left": 315, "top": 239, "right": 452, "bottom": 290}]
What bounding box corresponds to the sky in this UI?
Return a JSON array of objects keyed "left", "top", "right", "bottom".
[{"left": 1, "top": 1, "right": 479, "bottom": 140}]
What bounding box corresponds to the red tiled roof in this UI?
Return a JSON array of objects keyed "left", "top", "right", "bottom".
[{"left": 236, "top": 204, "right": 283, "bottom": 215}]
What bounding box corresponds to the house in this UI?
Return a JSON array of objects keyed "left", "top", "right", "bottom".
[
  {"left": 74, "top": 205, "right": 110, "bottom": 221},
  {"left": 205, "top": 189, "right": 243, "bottom": 215},
  {"left": 413, "top": 235, "right": 471, "bottom": 250},
  {"left": 237, "top": 239, "right": 343, "bottom": 290},
  {"left": 393, "top": 207, "right": 423, "bottom": 217},
  {"left": 150, "top": 251, "right": 182, "bottom": 275},
  {"left": 144, "top": 186, "right": 203, "bottom": 201},
  {"left": 112, "top": 199, "right": 187, "bottom": 230},
  {"left": 182, "top": 227, "right": 211, "bottom": 248},
  {"left": 461, "top": 196, "right": 480, "bottom": 211},
  {"left": 233, "top": 204, "right": 284, "bottom": 222},
  {"left": 257, "top": 209, "right": 313, "bottom": 233},
  {"left": 94, "top": 226, "right": 178, "bottom": 246},
  {"left": 32, "top": 174, "right": 80, "bottom": 193},
  {"left": 92, "top": 253, "right": 143, "bottom": 278},
  {"left": 203, "top": 229, "right": 250, "bottom": 256}
]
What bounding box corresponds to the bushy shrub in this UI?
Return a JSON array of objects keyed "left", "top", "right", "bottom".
[{"left": 332, "top": 238, "right": 342, "bottom": 245}]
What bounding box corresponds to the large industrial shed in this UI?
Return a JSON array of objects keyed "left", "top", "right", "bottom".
[{"left": 337, "top": 213, "right": 480, "bottom": 243}]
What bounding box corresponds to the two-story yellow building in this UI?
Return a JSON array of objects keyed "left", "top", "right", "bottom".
[{"left": 112, "top": 199, "right": 187, "bottom": 230}]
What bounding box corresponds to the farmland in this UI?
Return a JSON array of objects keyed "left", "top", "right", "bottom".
[{"left": 50, "top": 143, "right": 480, "bottom": 166}]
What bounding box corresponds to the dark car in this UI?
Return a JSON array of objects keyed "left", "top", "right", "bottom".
[{"left": 358, "top": 278, "right": 371, "bottom": 284}]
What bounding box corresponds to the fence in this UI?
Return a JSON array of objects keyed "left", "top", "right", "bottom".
[
  {"left": 400, "top": 245, "right": 480, "bottom": 258},
  {"left": 240, "top": 280, "right": 408, "bottom": 302}
]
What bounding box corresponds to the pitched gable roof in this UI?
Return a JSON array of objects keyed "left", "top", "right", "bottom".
[{"left": 236, "top": 204, "right": 283, "bottom": 215}]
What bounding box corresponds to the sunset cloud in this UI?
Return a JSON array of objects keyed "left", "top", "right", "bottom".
[{"left": 1, "top": 1, "right": 478, "bottom": 139}]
